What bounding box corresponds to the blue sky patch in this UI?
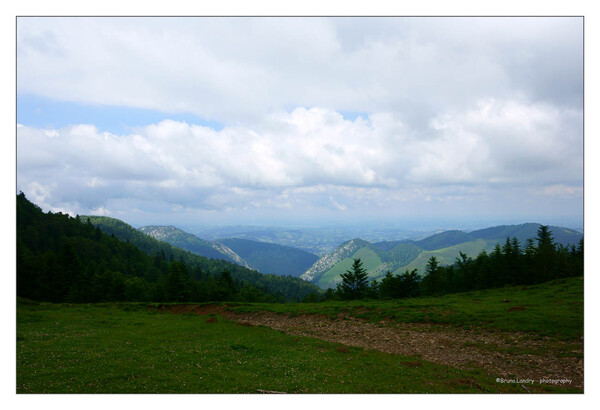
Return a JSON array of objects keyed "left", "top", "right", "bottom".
[
  {"left": 17, "top": 93, "right": 224, "bottom": 134},
  {"left": 340, "top": 111, "right": 369, "bottom": 121}
]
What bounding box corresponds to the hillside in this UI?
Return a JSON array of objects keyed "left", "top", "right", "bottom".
[
  {"left": 217, "top": 238, "right": 319, "bottom": 277},
  {"left": 300, "top": 238, "right": 370, "bottom": 283},
  {"left": 139, "top": 225, "right": 250, "bottom": 268},
  {"left": 302, "top": 223, "right": 583, "bottom": 289},
  {"left": 82, "top": 217, "right": 322, "bottom": 302},
  {"left": 139, "top": 225, "right": 318, "bottom": 277}
]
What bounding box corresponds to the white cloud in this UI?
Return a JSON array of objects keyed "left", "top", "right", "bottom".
[
  {"left": 15, "top": 17, "right": 583, "bottom": 226},
  {"left": 90, "top": 206, "right": 111, "bottom": 216},
  {"left": 24, "top": 181, "right": 54, "bottom": 206},
  {"left": 17, "top": 99, "right": 582, "bottom": 223},
  {"left": 539, "top": 184, "right": 583, "bottom": 198},
  {"left": 17, "top": 17, "right": 582, "bottom": 125},
  {"left": 412, "top": 99, "right": 583, "bottom": 186}
]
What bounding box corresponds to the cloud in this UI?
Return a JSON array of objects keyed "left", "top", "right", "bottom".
[
  {"left": 17, "top": 100, "right": 582, "bottom": 223},
  {"left": 17, "top": 17, "right": 582, "bottom": 126},
  {"left": 538, "top": 184, "right": 583, "bottom": 198},
  {"left": 413, "top": 98, "right": 583, "bottom": 186},
  {"left": 16, "top": 17, "right": 583, "bottom": 226}
]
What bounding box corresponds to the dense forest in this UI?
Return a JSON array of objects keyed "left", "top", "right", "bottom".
[
  {"left": 320, "top": 226, "right": 583, "bottom": 301},
  {"left": 16, "top": 193, "right": 321, "bottom": 303}
]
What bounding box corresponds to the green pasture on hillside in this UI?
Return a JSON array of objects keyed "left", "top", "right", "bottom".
[{"left": 228, "top": 276, "right": 583, "bottom": 340}]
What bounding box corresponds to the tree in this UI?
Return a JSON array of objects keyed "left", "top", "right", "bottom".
[
  {"left": 215, "top": 270, "right": 237, "bottom": 301},
  {"left": 338, "top": 258, "right": 369, "bottom": 300},
  {"left": 398, "top": 269, "right": 420, "bottom": 298},
  {"left": 534, "top": 225, "right": 556, "bottom": 282},
  {"left": 379, "top": 271, "right": 398, "bottom": 299},
  {"left": 166, "top": 261, "right": 192, "bottom": 302},
  {"left": 536, "top": 225, "right": 555, "bottom": 249},
  {"left": 421, "top": 256, "right": 444, "bottom": 295},
  {"left": 454, "top": 252, "right": 476, "bottom": 291},
  {"left": 522, "top": 238, "right": 537, "bottom": 284},
  {"left": 379, "top": 269, "right": 420, "bottom": 299}
]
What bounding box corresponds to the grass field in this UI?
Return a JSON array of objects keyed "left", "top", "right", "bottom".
[
  {"left": 16, "top": 277, "right": 583, "bottom": 394},
  {"left": 226, "top": 276, "right": 583, "bottom": 340}
]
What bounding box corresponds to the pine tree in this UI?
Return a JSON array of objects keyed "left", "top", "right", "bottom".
[
  {"left": 534, "top": 225, "right": 556, "bottom": 281},
  {"left": 455, "top": 252, "right": 476, "bottom": 291},
  {"left": 399, "top": 269, "right": 420, "bottom": 298},
  {"left": 338, "top": 258, "right": 369, "bottom": 300},
  {"left": 166, "top": 261, "right": 192, "bottom": 302},
  {"left": 216, "top": 270, "right": 237, "bottom": 301},
  {"left": 422, "top": 256, "right": 443, "bottom": 295}
]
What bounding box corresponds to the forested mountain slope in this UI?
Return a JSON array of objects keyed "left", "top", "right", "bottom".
[
  {"left": 302, "top": 223, "right": 583, "bottom": 289},
  {"left": 138, "top": 226, "right": 318, "bottom": 277},
  {"left": 138, "top": 225, "right": 250, "bottom": 268},
  {"left": 16, "top": 193, "right": 321, "bottom": 303},
  {"left": 85, "top": 215, "right": 321, "bottom": 302},
  {"left": 217, "top": 238, "right": 319, "bottom": 277}
]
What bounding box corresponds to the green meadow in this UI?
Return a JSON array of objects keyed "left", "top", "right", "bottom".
[
  {"left": 16, "top": 276, "right": 582, "bottom": 394},
  {"left": 227, "top": 276, "right": 583, "bottom": 340}
]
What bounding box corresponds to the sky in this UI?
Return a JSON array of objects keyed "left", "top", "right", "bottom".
[{"left": 16, "top": 17, "right": 584, "bottom": 229}]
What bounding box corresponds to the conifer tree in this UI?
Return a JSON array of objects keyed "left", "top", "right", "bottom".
[
  {"left": 338, "top": 258, "right": 369, "bottom": 299},
  {"left": 421, "top": 256, "right": 443, "bottom": 295},
  {"left": 167, "top": 261, "right": 192, "bottom": 302},
  {"left": 534, "top": 225, "right": 556, "bottom": 282}
]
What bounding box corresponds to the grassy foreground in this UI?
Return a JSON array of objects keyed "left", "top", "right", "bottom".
[
  {"left": 227, "top": 276, "right": 584, "bottom": 340},
  {"left": 16, "top": 302, "right": 561, "bottom": 394},
  {"left": 17, "top": 277, "right": 582, "bottom": 393}
]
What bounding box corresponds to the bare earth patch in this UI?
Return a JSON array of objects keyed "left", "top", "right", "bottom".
[{"left": 158, "top": 304, "right": 583, "bottom": 390}]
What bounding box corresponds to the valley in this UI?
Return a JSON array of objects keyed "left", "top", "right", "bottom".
[{"left": 133, "top": 220, "right": 583, "bottom": 291}]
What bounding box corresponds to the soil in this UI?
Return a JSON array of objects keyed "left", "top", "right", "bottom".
[{"left": 155, "top": 304, "right": 583, "bottom": 390}]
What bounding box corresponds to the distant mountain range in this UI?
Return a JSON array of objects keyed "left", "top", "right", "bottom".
[
  {"left": 184, "top": 225, "right": 439, "bottom": 255},
  {"left": 300, "top": 223, "right": 583, "bottom": 289},
  {"left": 110, "top": 221, "right": 582, "bottom": 291},
  {"left": 139, "top": 226, "right": 319, "bottom": 277}
]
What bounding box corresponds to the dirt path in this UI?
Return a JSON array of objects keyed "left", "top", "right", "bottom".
[{"left": 156, "top": 304, "right": 584, "bottom": 390}]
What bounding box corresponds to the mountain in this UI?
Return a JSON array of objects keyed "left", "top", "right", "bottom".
[
  {"left": 217, "top": 238, "right": 319, "bottom": 277},
  {"left": 139, "top": 225, "right": 251, "bottom": 268},
  {"left": 139, "top": 226, "right": 318, "bottom": 277},
  {"left": 468, "top": 223, "right": 582, "bottom": 246},
  {"left": 18, "top": 193, "right": 306, "bottom": 304},
  {"left": 301, "top": 238, "right": 370, "bottom": 283},
  {"left": 302, "top": 223, "right": 583, "bottom": 289},
  {"left": 84, "top": 216, "right": 322, "bottom": 301},
  {"left": 412, "top": 230, "right": 474, "bottom": 251},
  {"left": 185, "top": 225, "right": 440, "bottom": 255}
]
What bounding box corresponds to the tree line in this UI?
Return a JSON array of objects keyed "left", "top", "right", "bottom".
[
  {"left": 16, "top": 193, "right": 320, "bottom": 303},
  {"left": 310, "top": 225, "right": 583, "bottom": 301}
]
